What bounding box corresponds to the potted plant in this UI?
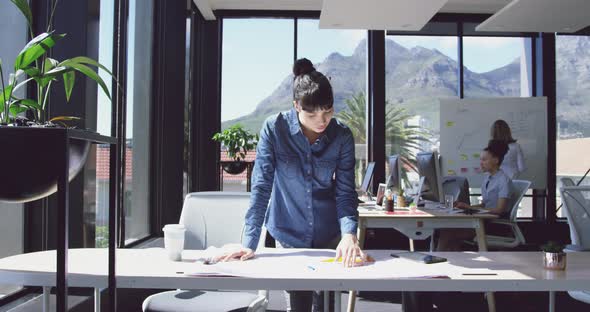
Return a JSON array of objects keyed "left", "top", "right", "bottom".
[
  {"left": 397, "top": 188, "right": 407, "bottom": 208},
  {"left": 541, "top": 241, "right": 567, "bottom": 270},
  {"left": 212, "top": 124, "right": 258, "bottom": 174},
  {"left": 0, "top": 0, "right": 114, "bottom": 203}
]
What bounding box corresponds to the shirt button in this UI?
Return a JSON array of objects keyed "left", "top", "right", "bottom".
[
  {"left": 309, "top": 222, "right": 313, "bottom": 226},
  {"left": 307, "top": 189, "right": 310, "bottom": 193},
  {"left": 308, "top": 205, "right": 311, "bottom": 209}
]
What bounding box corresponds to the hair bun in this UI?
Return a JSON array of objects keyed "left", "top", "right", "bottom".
[{"left": 293, "top": 58, "right": 315, "bottom": 76}]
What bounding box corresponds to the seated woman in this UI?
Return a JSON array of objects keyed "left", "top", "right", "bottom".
[{"left": 437, "top": 140, "right": 513, "bottom": 251}]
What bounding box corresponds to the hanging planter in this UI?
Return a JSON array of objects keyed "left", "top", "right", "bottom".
[
  {"left": 0, "top": 127, "right": 91, "bottom": 203},
  {"left": 221, "top": 160, "right": 248, "bottom": 175}
]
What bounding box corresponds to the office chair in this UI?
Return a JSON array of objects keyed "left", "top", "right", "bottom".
[
  {"left": 142, "top": 192, "right": 268, "bottom": 312},
  {"left": 484, "top": 179, "right": 531, "bottom": 249},
  {"left": 560, "top": 185, "right": 590, "bottom": 305}
]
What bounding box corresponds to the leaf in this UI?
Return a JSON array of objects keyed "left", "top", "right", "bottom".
[
  {"left": 61, "top": 56, "right": 115, "bottom": 77},
  {"left": 63, "top": 71, "right": 76, "bottom": 102},
  {"left": 14, "top": 32, "right": 65, "bottom": 70},
  {"left": 9, "top": 104, "right": 29, "bottom": 116},
  {"left": 39, "top": 66, "right": 73, "bottom": 87},
  {"left": 1, "top": 85, "right": 14, "bottom": 104},
  {"left": 44, "top": 58, "right": 59, "bottom": 73},
  {"left": 64, "top": 63, "right": 111, "bottom": 100},
  {"left": 13, "top": 98, "right": 41, "bottom": 110},
  {"left": 50, "top": 116, "right": 81, "bottom": 122},
  {"left": 10, "top": 0, "right": 33, "bottom": 30}
]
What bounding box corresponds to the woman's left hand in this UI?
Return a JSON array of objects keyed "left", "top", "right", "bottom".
[{"left": 335, "top": 233, "right": 366, "bottom": 268}]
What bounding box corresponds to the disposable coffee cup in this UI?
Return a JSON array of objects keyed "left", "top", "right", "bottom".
[{"left": 163, "top": 224, "right": 185, "bottom": 261}]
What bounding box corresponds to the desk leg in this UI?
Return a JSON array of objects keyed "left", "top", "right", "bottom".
[
  {"left": 475, "top": 219, "right": 488, "bottom": 251},
  {"left": 409, "top": 239, "right": 415, "bottom": 252},
  {"left": 43, "top": 287, "right": 50, "bottom": 312},
  {"left": 549, "top": 291, "right": 555, "bottom": 312},
  {"left": 476, "top": 219, "right": 496, "bottom": 312},
  {"left": 346, "top": 221, "right": 366, "bottom": 312},
  {"left": 324, "top": 291, "right": 329, "bottom": 312},
  {"left": 95, "top": 288, "right": 101, "bottom": 312},
  {"left": 334, "top": 291, "right": 341, "bottom": 312}
]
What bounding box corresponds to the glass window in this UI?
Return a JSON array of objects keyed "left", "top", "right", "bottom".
[
  {"left": 463, "top": 37, "right": 531, "bottom": 98},
  {"left": 220, "top": 18, "right": 294, "bottom": 191},
  {"left": 0, "top": 0, "right": 27, "bottom": 297},
  {"left": 297, "top": 19, "right": 368, "bottom": 189},
  {"left": 90, "top": 0, "right": 115, "bottom": 248},
  {"left": 385, "top": 36, "right": 458, "bottom": 186},
  {"left": 556, "top": 35, "right": 590, "bottom": 218},
  {"left": 123, "top": 0, "right": 154, "bottom": 242}
]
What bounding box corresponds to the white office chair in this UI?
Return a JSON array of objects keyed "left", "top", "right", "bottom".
[
  {"left": 485, "top": 179, "right": 531, "bottom": 249},
  {"left": 560, "top": 185, "right": 590, "bottom": 305},
  {"left": 142, "top": 192, "right": 268, "bottom": 312}
]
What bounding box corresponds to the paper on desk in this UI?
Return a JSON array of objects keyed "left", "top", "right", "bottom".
[{"left": 185, "top": 249, "right": 449, "bottom": 279}]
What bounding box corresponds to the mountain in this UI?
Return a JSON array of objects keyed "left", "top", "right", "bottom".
[
  {"left": 225, "top": 37, "right": 590, "bottom": 137},
  {"left": 556, "top": 36, "right": 590, "bottom": 137}
]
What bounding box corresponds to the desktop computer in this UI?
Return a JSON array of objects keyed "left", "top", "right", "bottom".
[
  {"left": 358, "top": 162, "right": 375, "bottom": 202},
  {"left": 415, "top": 151, "right": 444, "bottom": 209},
  {"left": 386, "top": 155, "right": 402, "bottom": 195}
]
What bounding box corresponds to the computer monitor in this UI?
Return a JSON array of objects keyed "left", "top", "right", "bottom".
[
  {"left": 360, "top": 162, "right": 376, "bottom": 195},
  {"left": 415, "top": 151, "right": 444, "bottom": 205},
  {"left": 386, "top": 155, "right": 402, "bottom": 194}
]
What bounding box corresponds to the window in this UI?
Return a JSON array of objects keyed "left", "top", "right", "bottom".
[
  {"left": 297, "top": 19, "right": 368, "bottom": 189},
  {"left": 123, "top": 0, "right": 154, "bottom": 242},
  {"left": 90, "top": 0, "right": 115, "bottom": 248},
  {"left": 220, "top": 18, "right": 294, "bottom": 191},
  {"left": 385, "top": 35, "right": 458, "bottom": 185},
  {"left": 463, "top": 37, "right": 531, "bottom": 98},
  {"left": 556, "top": 35, "right": 590, "bottom": 218},
  {"left": 0, "top": 0, "right": 27, "bottom": 297}
]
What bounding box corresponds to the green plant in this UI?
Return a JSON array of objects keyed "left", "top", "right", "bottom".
[
  {"left": 541, "top": 241, "right": 565, "bottom": 253},
  {"left": 0, "top": 0, "right": 113, "bottom": 126},
  {"left": 337, "top": 92, "right": 428, "bottom": 187},
  {"left": 212, "top": 124, "right": 258, "bottom": 161}
]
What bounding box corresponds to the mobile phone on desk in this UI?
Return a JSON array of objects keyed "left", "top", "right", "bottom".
[{"left": 391, "top": 252, "right": 447, "bottom": 264}]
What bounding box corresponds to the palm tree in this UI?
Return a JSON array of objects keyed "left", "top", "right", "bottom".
[{"left": 338, "top": 92, "right": 428, "bottom": 187}]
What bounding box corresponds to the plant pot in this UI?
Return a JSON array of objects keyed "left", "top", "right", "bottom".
[
  {"left": 543, "top": 252, "right": 567, "bottom": 270},
  {"left": 0, "top": 127, "right": 91, "bottom": 203},
  {"left": 221, "top": 161, "right": 248, "bottom": 175}
]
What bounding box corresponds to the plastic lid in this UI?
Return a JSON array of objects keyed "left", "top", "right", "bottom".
[{"left": 162, "top": 224, "right": 185, "bottom": 232}]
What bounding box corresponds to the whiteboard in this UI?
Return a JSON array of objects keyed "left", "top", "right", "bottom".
[{"left": 439, "top": 97, "right": 547, "bottom": 189}]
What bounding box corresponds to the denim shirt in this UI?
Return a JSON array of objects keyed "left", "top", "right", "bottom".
[
  {"left": 481, "top": 169, "right": 513, "bottom": 219},
  {"left": 242, "top": 108, "right": 358, "bottom": 250}
]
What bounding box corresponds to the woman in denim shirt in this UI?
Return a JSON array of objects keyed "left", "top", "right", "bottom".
[
  {"left": 218, "top": 58, "right": 366, "bottom": 311},
  {"left": 437, "top": 140, "right": 513, "bottom": 251}
]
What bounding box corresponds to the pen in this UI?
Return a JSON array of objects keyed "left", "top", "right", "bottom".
[
  {"left": 307, "top": 265, "right": 316, "bottom": 271},
  {"left": 462, "top": 273, "right": 497, "bottom": 276},
  {"left": 390, "top": 253, "right": 400, "bottom": 258}
]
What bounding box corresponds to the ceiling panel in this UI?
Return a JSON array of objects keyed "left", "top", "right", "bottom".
[
  {"left": 319, "top": 0, "right": 448, "bottom": 30},
  {"left": 476, "top": 0, "right": 590, "bottom": 33}
]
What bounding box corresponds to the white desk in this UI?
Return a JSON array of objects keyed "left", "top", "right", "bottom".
[
  {"left": 0, "top": 248, "right": 589, "bottom": 311},
  {"left": 357, "top": 206, "right": 498, "bottom": 251},
  {"left": 351, "top": 206, "right": 499, "bottom": 312}
]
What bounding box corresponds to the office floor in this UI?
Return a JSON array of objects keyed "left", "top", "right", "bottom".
[{"left": 2, "top": 289, "right": 589, "bottom": 311}]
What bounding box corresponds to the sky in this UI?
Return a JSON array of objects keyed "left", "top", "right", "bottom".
[
  {"left": 222, "top": 19, "right": 523, "bottom": 122},
  {"left": 97, "top": 15, "right": 523, "bottom": 125}
]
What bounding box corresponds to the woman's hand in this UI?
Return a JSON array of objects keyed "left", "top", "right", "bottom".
[
  {"left": 335, "top": 234, "right": 366, "bottom": 268},
  {"left": 213, "top": 247, "right": 255, "bottom": 262},
  {"left": 454, "top": 201, "right": 470, "bottom": 209}
]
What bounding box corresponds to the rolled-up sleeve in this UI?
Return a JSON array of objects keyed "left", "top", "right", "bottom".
[
  {"left": 334, "top": 128, "right": 358, "bottom": 235},
  {"left": 242, "top": 120, "right": 276, "bottom": 250}
]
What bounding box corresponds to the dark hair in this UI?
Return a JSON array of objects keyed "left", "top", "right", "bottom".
[
  {"left": 491, "top": 119, "right": 516, "bottom": 143},
  {"left": 484, "top": 140, "right": 509, "bottom": 165},
  {"left": 292, "top": 58, "right": 334, "bottom": 112}
]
